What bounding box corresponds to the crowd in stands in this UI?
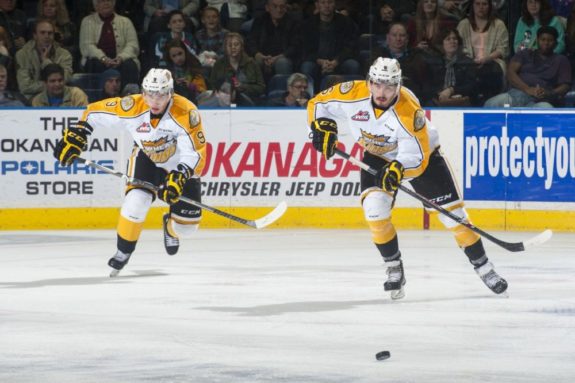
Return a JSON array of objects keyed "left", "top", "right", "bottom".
[{"left": 0, "top": 0, "right": 575, "bottom": 108}]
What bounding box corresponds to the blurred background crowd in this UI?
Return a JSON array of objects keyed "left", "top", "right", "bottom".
[{"left": 0, "top": 0, "right": 574, "bottom": 108}]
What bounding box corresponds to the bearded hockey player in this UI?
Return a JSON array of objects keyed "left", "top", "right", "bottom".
[
  {"left": 307, "top": 57, "right": 508, "bottom": 299},
  {"left": 54, "top": 68, "right": 207, "bottom": 276}
]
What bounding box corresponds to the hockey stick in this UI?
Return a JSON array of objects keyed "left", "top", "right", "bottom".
[
  {"left": 75, "top": 157, "right": 287, "bottom": 229},
  {"left": 333, "top": 148, "right": 552, "bottom": 252}
]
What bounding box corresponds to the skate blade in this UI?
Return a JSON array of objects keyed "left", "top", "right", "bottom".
[
  {"left": 109, "top": 268, "right": 121, "bottom": 278},
  {"left": 390, "top": 287, "right": 405, "bottom": 300}
]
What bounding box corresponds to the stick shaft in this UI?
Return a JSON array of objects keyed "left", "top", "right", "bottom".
[
  {"left": 334, "top": 148, "right": 537, "bottom": 252},
  {"left": 76, "top": 157, "right": 262, "bottom": 228}
]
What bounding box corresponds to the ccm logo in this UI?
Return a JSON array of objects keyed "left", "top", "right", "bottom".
[{"left": 430, "top": 193, "right": 452, "bottom": 203}]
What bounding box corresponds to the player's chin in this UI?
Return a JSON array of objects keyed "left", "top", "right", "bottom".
[{"left": 374, "top": 98, "right": 389, "bottom": 108}]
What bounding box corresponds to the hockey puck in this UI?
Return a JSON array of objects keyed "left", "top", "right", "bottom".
[{"left": 375, "top": 350, "right": 391, "bottom": 361}]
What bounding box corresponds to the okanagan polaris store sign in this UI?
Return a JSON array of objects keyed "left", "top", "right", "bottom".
[{"left": 463, "top": 113, "right": 575, "bottom": 202}]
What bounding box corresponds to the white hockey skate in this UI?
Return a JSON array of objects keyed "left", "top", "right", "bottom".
[
  {"left": 163, "top": 214, "right": 179, "bottom": 255},
  {"left": 384, "top": 260, "right": 406, "bottom": 300},
  {"left": 108, "top": 250, "right": 132, "bottom": 277},
  {"left": 475, "top": 262, "right": 508, "bottom": 295}
]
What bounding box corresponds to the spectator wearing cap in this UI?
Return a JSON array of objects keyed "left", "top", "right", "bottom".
[
  {"left": 100, "top": 68, "right": 121, "bottom": 99},
  {"left": 31, "top": 63, "right": 88, "bottom": 107},
  {"left": 485, "top": 25, "right": 571, "bottom": 108}
]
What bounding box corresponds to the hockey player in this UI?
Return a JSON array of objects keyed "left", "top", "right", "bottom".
[
  {"left": 54, "top": 68, "right": 207, "bottom": 276},
  {"left": 308, "top": 57, "right": 508, "bottom": 298}
]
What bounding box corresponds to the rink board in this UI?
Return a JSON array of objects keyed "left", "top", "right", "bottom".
[{"left": 0, "top": 107, "right": 573, "bottom": 231}]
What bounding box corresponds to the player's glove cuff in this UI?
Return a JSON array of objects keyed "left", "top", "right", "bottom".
[
  {"left": 311, "top": 118, "right": 338, "bottom": 160},
  {"left": 53, "top": 122, "right": 93, "bottom": 166},
  {"left": 159, "top": 170, "right": 187, "bottom": 204},
  {"left": 377, "top": 160, "right": 404, "bottom": 192}
]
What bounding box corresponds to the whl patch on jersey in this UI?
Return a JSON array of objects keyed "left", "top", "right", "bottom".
[
  {"left": 352, "top": 110, "right": 370, "bottom": 121},
  {"left": 414, "top": 109, "right": 426, "bottom": 131},
  {"left": 189, "top": 110, "right": 200, "bottom": 127},
  {"left": 136, "top": 122, "right": 151, "bottom": 133},
  {"left": 339, "top": 81, "right": 354, "bottom": 94},
  {"left": 121, "top": 96, "right": 135, "bottom": 112}
]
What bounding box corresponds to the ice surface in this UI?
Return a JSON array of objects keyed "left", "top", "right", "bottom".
[{"left": 0, "top": 229, "right": 574, "bottom": 383}]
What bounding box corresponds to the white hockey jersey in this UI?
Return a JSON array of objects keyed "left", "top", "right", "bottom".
[
  {"left": 79, "top": 94, "right": 207, "bottom": 177},
  {"left": 307, "top": 80, "right": 440, "bottom": 179}
]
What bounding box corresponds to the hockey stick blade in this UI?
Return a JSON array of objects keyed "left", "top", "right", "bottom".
[
  {"left": 333, "top": 148, "right": 553, "bottom": 252},
  {"left": 75, "top": 157, "right": 287, "bottom": 229},
  {"left": 252, "top": 201, "right": 288, "bottom": 229}
]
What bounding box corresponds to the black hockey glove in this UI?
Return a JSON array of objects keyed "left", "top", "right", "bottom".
[
  {"left": 377, "top": 160, "right": 404, "bottom": 192},
  {"left": 311, "top": 117, "right": 338, "bottom": 160},
  {"left": 158, "top": 169, "right": 187, "bottom": 204},
  {"left": 53, "top": 123, "right": 93, "bottom": 166}
]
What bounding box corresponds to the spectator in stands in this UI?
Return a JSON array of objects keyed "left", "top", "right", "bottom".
[
  {"left": 0, "top": 63, "right": 27, "bottom": 106},
  {"left": 163, "top": 39, "right": 207, "bottom": 102},
  {"left": 144, "top": 0, "right": 200, "bottom": 34},
  {"left": 31, "top": 63, "right": 88, "bottom": 107},
  {"left": 373, "top": 2, "right": 396, "bottom": 36},
  {"left": 378, "top": 0, "right": 417, "bottom": 23},
  {"left": 0, "top": 0, "right": 27, "bottom": 50},
  {"left": 0, "top": 24, "right": 10, "bottom": 59},
  {"left": 209, "top": 32, "right": 265, "bottom": 105},
  {"left": 196, "top": 6, "right": 228, "bottom": 67},
  {"left": 267, "top": 72, "right": 310, "bottom": 106},
  {"left": 420, "top": 28, "right": 477, "bottom": 106},
  {"left": 152, "top": 9, "right": 199, "bottom": 67},
  {"left": 36, "top": 0, "right": 77, "bottom": 55},
  {"left": 485, "top": 26, "right": 571, "bottom": 107},
  {"left": 15, "top": 19, "right": 73, "bottom": 101},
  {"left": 79, "top": 0, "right": 140, "bottom": 87},
  {"left": 299, "top": 0, "right": 361, "bottom": 90},
  {"left": 0, "top": 25, "right": 15, "bottom": 90},
  {"left": 247, "top": 0, "right": 300, "bottom": 80},
  {"left": 407, "top": 0, "right": 457, "bottom": 52},
  {"left": 457, "top": 0, "right": 509, "bottom": 103},
  {"left": 206, "top": 0, "right": 249, "bottom": 32},
  {"left": 197, "top": 77, "right": 234, "bottom": 107},
  {"left": 514, "top": 0, "right": 565, "bottom": 54},
  {"left": 99, "top": 68, "right": 121, "bottom": 99},
  {"left": 369, "top": 21, "right": 427, "bottom": 95},
  {"left": 565, "top": 4, "right": 575, "bottom": 67}
]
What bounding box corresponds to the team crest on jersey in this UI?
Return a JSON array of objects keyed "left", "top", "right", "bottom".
[
  {"left": 414, "top": 109, "right": 426, "bottom": 131},
  {"left": 136, "top": 122, "right": 151, "bottom": 133},
  {"left": 359, "top": 130, "right": 397, "bottom": 157},
  {"left": 141, "top": 136, "right": 177, "bottom": 163},
  {"left": 339, "top": 81, "right": 354, "bottom": 94},
  {"left": 189, "top": 110, "right": 200, "bottom": 127},
  {"left": 121, "top": 96, "right": 135, "bottom": 112},
  {"left": 351, "top": 110, "right": 370, "bottom": 121}
]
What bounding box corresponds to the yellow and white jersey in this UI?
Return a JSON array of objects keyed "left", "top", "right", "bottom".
[
  {"left": 80, "top": 94, "right": 207, "bottom": 177},
  {"left": 307, "top": 80, "right": 440, "bottom": 179}
]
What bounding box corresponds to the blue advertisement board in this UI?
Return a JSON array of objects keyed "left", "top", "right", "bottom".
[{"left": 463, "top": 113, "right": 575, "bottom": 202}]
